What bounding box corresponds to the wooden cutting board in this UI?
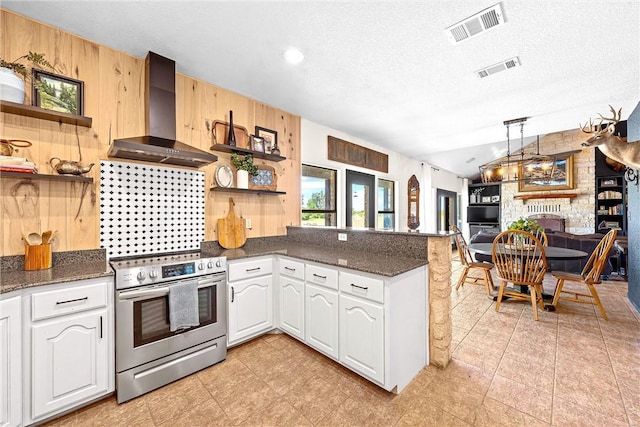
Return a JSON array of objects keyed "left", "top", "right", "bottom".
[{"left": 217, "top": 197, "right": 247, "bottom": 249}]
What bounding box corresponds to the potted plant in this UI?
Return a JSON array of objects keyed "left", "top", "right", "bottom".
[
  {"left": 507, "top": 217, "right": 543, "bottom": 233},
  {"left": 230, "top": 153, "right": 258, "bottom": 189},
  {"left": 0, "top": 51, "right": 57, "bottom": 103}
]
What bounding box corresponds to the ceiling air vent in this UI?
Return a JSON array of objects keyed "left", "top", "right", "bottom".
[
  {"left": 475, "top": 57, "right": 521, "bottom": 78},
  {"left": 445, "top": 3, "right": 505, "bottom": 44}
]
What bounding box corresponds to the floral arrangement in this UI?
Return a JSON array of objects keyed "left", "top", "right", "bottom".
[
  {"left": 230, "top": 153, "right": 259, "bottom": 176},
  {"left": 507, "top": 217, "right": 543, "bottom": 233},
  {"left": 0, "top": 51, "right": 58, "bottom": 83}
]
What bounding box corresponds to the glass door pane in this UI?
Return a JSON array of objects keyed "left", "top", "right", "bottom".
[{"left": 346, "top": 170, "right": 375, "bottom": 228}]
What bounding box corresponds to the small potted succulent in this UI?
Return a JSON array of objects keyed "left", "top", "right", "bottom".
[
  {"left": 230, "top": 153, "right": 259, "bottom": 189},
  {"left": 0, "top": 51, "right": 58, "bottom": 104}
]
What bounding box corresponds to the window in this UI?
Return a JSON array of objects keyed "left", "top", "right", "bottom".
[
  {"left": 301, "top": 165, "right": 337, "bottom": 227},
  {"left": 377, "top": 179, "right": 395, "bottom": 230}
]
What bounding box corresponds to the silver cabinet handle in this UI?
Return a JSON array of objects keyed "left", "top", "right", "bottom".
[
  {"left": 56, "top": 296, "right": 88, "bottom": 305},
  {"left": 231, "top": 286, "right": 235, "bottom": 303},
  {"left": 246, "top": 267, "right": 261, "bottom": 272},
  {"left": 284, "top": 267, "right": 296, "bottom": 271},
  {"left": 351, "top": 284, "right": 368, "bottom": 291},
  {"left": 99, "top": 315, "right": 103, "bottom": 339},
  {"left": 313, "top": 273, "right": 327, "bottom": 279}
]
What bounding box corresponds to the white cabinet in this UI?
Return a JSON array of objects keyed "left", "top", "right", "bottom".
[
  {"left": 339, "top": 294, "right": 384, "bottom": 383},
  {"left": 31, "top": 310, "right": 108, "bottom": 420},
  {"left": 24, "top": 277, "right": 114, "bottom": 425},
  {"left": 278, "top": 258, "right": 305, "bottom": 340},
  {"left": 305, "top": 283, "right": 339, "bottom": 359},
  {"left": 227, "top": 257, "right": 274, "bottom": 346},
  {"left": 0, "top": 295, "right": 21, "bottom": 427}
]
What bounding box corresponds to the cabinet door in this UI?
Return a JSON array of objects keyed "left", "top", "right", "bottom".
[
  {"left": 339, "top": 294, "right": 384, "bottom": 384},
  {"left": 279, "top": 276, "right": 305, "bottom": 340},
  {"left": 32, "top": 309, "right": 109, "bottom": 420},
  {"left": 305, "top": 283, "right": 339, "bottom": 359},
  {"left": 0, "top": 296, "right": 21, "bottom": 427},
  {"left": 228, "top": 275, "right": 273, "bottom": 345}
]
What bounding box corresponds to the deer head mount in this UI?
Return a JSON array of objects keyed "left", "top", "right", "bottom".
[{"left": 581, "top": 105, "right": 640, "bottom": 170}]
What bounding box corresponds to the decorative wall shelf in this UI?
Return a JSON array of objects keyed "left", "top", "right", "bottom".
[
  {"left": 210, "top": 187, "right": 285, "bottom": 196},
  {"left": 514, "top": 193, "right": 578, "bottom": 202},
  {"left": 210, "top": 144, "right": 285, "bottom": 162},
  {"left": 1, "top": 100, "right": 93, "bottom": 127},
  {"left": 0, "top": 171, "right": 93, "bottom": 183}
]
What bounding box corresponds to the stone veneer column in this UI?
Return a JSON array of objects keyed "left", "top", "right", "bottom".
[{"left": 427, "top": 236, "right": 452, "bottom": 368}]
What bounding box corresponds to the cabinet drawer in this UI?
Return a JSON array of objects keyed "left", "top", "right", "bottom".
[
  {"left": 305, "top": 264, "right": 338, "bottom": 290},
  {"left": 339, "top": 272, "right": 384, "bottom": 304},
  {"left": 279, "top": 258, "right": 305, "bottom": 280},
  {"left": 32, "top": 282, "right": 108, "bottom": 321},
  {"left": 228, "top": 257, "right": 273, "bottom": 282}
]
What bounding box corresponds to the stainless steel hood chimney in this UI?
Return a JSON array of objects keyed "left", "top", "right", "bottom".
[{"left": 107, "top": 52, "right": 217, "bottom": 168}]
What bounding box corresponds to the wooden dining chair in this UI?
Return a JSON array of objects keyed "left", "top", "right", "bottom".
[
  {"left": 451, "top": 225, "right": 494, "bottom": 295},
  {"left": 492, "top": 229, "right": 548, "bottom": 320},
  {"left": 551, "top": 228, "right": 617, "bottom": 320}
]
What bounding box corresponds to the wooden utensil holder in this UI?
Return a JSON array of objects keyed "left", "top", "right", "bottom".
[{"left": 24, "top": 244, "right": 52, "bottom": 271}]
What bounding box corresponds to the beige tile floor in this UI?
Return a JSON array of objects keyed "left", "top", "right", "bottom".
[{"left": 46, "top": 257, "right": 640, "bottom": 426}]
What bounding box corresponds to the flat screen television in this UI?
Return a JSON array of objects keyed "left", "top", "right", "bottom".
[{"left": 467, "top": 205, "right": 499, "bottom": 224}]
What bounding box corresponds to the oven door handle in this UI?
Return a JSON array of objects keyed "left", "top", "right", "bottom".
[{"left": 118, "top": 279, "right": 224, "bottom": 300}]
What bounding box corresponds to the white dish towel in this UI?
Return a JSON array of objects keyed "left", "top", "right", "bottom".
[{"left": 168, "top": 281, "right": 200, "bottom": 332}]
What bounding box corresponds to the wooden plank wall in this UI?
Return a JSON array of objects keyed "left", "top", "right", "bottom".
[{"left": 0, "top": 10, "right": 301, "bottom": 256}]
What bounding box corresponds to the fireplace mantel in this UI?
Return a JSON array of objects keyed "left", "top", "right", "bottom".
[{"left": 514, "top": 193, "right": 578, "bottom": 202}]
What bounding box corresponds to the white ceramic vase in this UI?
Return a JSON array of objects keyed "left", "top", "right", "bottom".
[
  {"left": 236, "top": 170, "right": 249, "bottom": 189},
  {"left": 0, "top": 67, "right": 25, "bottom": 103}
]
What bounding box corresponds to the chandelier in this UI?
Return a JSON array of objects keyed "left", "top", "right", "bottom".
[{"left": 478, "top": 117, "right": 567, "bottom": 184}]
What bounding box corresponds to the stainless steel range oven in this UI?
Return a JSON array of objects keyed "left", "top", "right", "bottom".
[{"left": 111, "top": 253, "right": 226, "bottom": 403}]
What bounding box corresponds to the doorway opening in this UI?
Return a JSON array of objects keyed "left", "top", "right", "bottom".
[
  {"left": 436, "top": 188, "right": 458, "bottom": 234},
  {"left": 346, "top": 170, "right": 375, "bottom": 228}
]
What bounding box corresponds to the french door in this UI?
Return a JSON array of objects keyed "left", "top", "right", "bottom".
[{"left": 346, "top": 170, "right": 375, "bottom": 228}]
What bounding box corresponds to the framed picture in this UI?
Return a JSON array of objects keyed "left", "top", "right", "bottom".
[
  {"left": 249, "top": 135, "right": 264, "bottom": 153},
  {"left": 491, "top": 195, "right": 500, "bottom": 202},
  {"left": 518, "top": 155, "right": 574, "bottom": 192},
  {"left": 249, "top": 165, "right": 278, "bottom": 191},
  {"left": 481, "top": 196, "right": 491, "bottom": 203},
  {"left": 32, "top": 69, "right": 83, "bottom": 115},
  {"left": 255, "top": 126, "right": 278, "bottom": 152}
]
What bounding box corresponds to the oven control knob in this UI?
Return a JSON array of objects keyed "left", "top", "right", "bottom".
[
  {"left": 207, "top": 261, "right": 214, "bottom": 269},
  {"left": 198, "top": 262, "right": 205, "bottom": 271},
  {"left": 137, "top": 271, "right": 146, "bottom": 281},
  {"left": 149, "top": 270, "right": 158, "bottom": 279},
  {"left": 215, "top": 259, "right": 222, "bottom": 268}
]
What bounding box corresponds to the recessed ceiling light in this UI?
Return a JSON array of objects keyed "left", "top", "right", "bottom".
[{"left": 284, "top": 48, "right": 304, "bottom": 64}]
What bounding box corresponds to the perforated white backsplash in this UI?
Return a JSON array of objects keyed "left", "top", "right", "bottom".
[{"left": 100, "top": 160, "right": 205, "bottom": 258}]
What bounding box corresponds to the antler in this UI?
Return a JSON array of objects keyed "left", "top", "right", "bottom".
[{"left": 580, "top": 105, "right": 621, "bottom": 136}]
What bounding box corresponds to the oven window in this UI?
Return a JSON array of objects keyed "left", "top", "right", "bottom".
[{"left": 133, "top": 285, "right": 218, "bottom": 347}]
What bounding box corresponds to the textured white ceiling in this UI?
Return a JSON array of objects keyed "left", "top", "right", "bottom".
[{"left": 4, "top": 1, "right": 639, "bottom": 178}]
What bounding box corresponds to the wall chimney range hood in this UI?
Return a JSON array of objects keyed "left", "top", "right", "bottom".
[{"left": 107, "top": 52, "right": 217, "bottom": 168}]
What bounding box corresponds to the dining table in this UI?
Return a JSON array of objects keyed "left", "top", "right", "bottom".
[{"left": 467, "top": 242, "right": 589, "bottom": 308}]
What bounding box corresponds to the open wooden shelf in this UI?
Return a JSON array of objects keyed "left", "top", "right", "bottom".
[
  {"left": 1, "top": 100, "right": 92, "bottom": 127},
  {"left": 210, "top": 187, "right": 285, "bottom": 196},
  {"left": 514, "top": 193, "right": 578, "bottom": 202},
  {"left": 210, "top": 144, "right": 285, "bottom": 162},
  {"left": 0, "top": 171, "right": 93, "bottom": 183}
]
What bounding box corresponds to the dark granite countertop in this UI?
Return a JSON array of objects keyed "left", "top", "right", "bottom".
[
  {"left": 201, "top": 236, "right": 427, "bottom": 277},
  {"left": 2, "top": 229, "right": 435, "bottom": 294},
  {"left": 1, "top": 249, "right": 113, "bottom": 295}
]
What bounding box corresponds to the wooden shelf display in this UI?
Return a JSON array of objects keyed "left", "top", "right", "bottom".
[
  {"left": 1, "top": 100, "right": 93, "bottom": 127},
  {"left": 210, "top": 144, "right": 285, "bottom": 162},
  {"left": 514, "top": 193, "right": 578, "bottom": 202},
  {"left": 0, "top": 171, "right": 93, "bottom": 183},
  {"left": 211, "top": 187, "right": 285, "bottom": 196}
]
